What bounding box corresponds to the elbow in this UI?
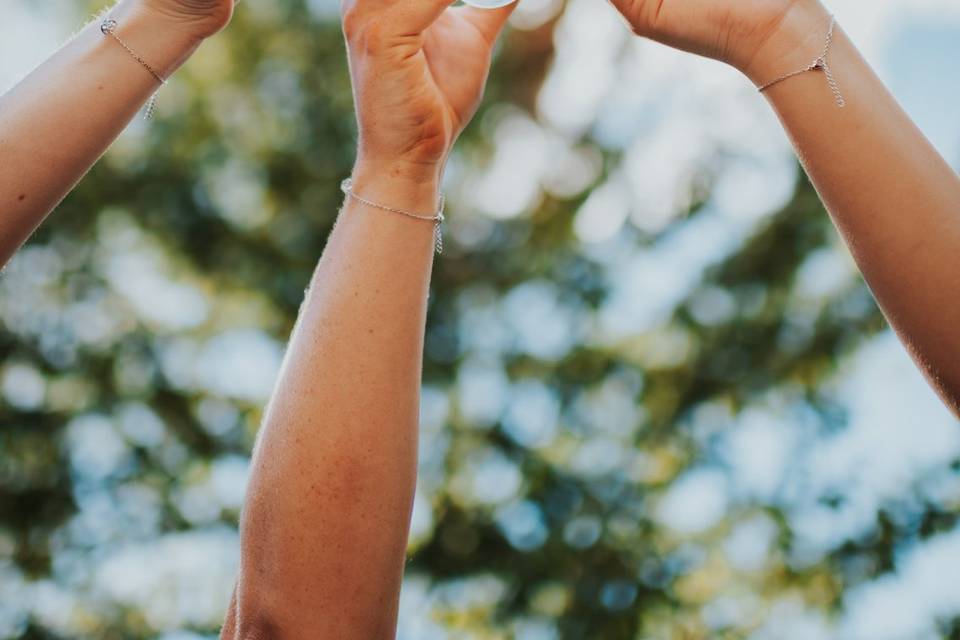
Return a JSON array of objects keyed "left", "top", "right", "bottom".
[
  {"left": 223, "top": 613, "right": 282, "bottom": 640},
  {"left": 222, "top": 584, "right": 283, "bottom": 640}
]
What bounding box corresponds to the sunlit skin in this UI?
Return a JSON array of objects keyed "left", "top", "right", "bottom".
[
  {"left": 225, "top": 1, "right": 515, "bottom": 638},
  {"left": 0, "top": 0, "right": 232, "bottom": 267},
  {"left": 0, "top": 0, "right": 514, "bottom": 636},
  {"left": 1, "top": 0, "right": 960, "bottom": 636},
  {"left": 0, "top": 0, "right": 516, "bottom": 635},
  {"left": 606, "top": 0, "right": 960, "bottom": 414}
]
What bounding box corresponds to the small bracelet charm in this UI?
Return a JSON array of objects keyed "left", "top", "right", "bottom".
[
  {"left": 340, "top": 178, "right": 446, "bottom": 254},
  {"left": 101, "top": 18, "right": 167, "bottom": 119},
  {"left": 757, "top": 16, "right": 846, "bottom": 107}
]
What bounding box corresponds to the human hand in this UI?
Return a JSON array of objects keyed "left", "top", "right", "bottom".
[
  {"left": 342, "top": 0, "right": 516, "bottom": 184},
  {"left": 138, "top": 0, "right": 235, "bottom": 40},
  {"left": 605, "top": 0, "right": 833, "bottom": 84}
]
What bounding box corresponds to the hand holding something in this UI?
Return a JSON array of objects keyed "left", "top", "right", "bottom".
[
  {"left": 605, "top": 0, "right": 833, "bottom": 84},
  {"left": 342, "top": 0, "right": 516, "bottom": 183}
]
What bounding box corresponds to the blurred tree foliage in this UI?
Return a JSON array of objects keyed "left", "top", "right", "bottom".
[{"left": 3, "top": 1, "right": 955, "bottom": 639}]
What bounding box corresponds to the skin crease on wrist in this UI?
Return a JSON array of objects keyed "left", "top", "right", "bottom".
[
  {"left": 138, "top": 0, "right": 235, "bottom": 40},
  {"left": 738, "top": 0, "right": 835, "bottom": 84}
]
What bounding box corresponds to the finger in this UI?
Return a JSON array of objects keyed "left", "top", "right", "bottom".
[
  {"left": 456, "top": 3, "right": 517, "bottom": 44},
  {"left": 344, "top": 0, "right": 455, "bottom": 35}
]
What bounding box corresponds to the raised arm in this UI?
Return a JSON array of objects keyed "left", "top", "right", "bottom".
[
  {"left": 606, "top": 0, "right": 960, "bottom": 413},
  {"left": 223, "top": 2, "right": 514, "bottom": 637},
  {"left": 0, "top": 0, "right": 232, "bottom": 267}
]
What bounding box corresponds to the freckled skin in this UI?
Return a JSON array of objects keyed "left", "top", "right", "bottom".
[
  {"left": 228, "top": 0, "right": 517, "bottom": 637},
  {"left": 4, "top": 0, "right": 498, "bottom": 635}
]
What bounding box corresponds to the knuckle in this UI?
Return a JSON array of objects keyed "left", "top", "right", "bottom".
[
  {"left": 341, "top": 6, "right": 363, "bottom": 40},
  {"left": 342, "top": 11, "right": 389, "bottom": 55},
  {"left": 362, "top": 23, "right": 389, "bottom": 55}
]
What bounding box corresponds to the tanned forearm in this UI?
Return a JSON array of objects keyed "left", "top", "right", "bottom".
[
  {"left": 234, "top": 166, "right": 438, "bottom": 637},
  {"left": 0, "top": 0, "right": 215, "bottom": 266},
  {"left": 745, "top": 3, "right": 960, "bottom": 412}
]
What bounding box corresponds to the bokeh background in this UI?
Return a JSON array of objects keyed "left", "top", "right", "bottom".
[{"left": 2, "top": 0, "right": 960, "bottom": 638}]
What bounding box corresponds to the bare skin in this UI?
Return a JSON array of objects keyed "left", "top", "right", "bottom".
[
  {"left": 0, "top": 0, "right": 232, "bottom": 267},
  {"left": 223, "top": 1, "right": 516, "bottom": 638},
  {"left": 0, "top": 0, "right": 508, "bottom": 635},
  {"left": 3, "top": 0, "right": 959, "bottom": 637},
  {"left": 605, "top": 0, "right": 960, "bottom": 414}
]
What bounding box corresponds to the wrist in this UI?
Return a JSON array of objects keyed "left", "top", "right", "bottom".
[
  {"left": 107, "top": 0, "right": 207, "bottom": 76},
  {"left": 350, "top": 157, "right": 443, "bottom": 215},
  {"left": 354, "top": 152, "right": 443, "bottom": 186},
  {"left": 739, "top": 1, "right": 833, "bottom": 86},
  {"left": 123, "top": 0, "right": 228, "bottom": 45}
]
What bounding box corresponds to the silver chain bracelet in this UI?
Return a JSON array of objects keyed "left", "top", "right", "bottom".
[
  {"left": 101, "top": 18, "right": 167, "bottom": 119},
  {"left": 757, "top": 16, "right": 846, "bottom": 107},
  {"left": 341, "top": 178, "right": 446, "bottom": 254}
]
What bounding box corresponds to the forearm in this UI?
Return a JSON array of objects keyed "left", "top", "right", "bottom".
[
  {"left": 0, "top": 0, "right": 203, "bottom": 266},
  {"left": 233, "top": 164, "right": 439, "bottom": 638},
  {"left": 747, "top": 3, "right": 960, "bottom": 412}
]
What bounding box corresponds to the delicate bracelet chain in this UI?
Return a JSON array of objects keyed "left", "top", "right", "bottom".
[
  {"left": 340, "top": 178, "right": 446, "bottom": 254},
  {"left": 101, "top": 18, "right": 167, "bottom": 119},
  {"left": 757, "top": 16, "right": 846, "bottom": 107}
]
